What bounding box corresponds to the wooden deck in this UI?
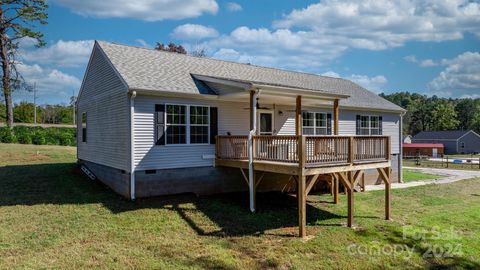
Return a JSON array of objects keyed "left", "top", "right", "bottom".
[{"left": 215, "top": 135, "right": 392, "bottom": 237}]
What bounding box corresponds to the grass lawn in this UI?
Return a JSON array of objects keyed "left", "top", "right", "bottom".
[
  {"left": 404, "top": 159, "right": 480, "bottom": 171},
  {"left": 1, "top": 143, "right": 480, "bottom": 269},
  {"left": 402, "top": 169, "right": 443, "bottom": 183}
]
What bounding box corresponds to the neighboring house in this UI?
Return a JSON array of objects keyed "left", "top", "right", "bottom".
[
  {"left": 403, "top": 143, "right": 444, "bottom": 158},
  {"left": 77, "top": 40, "right": 405, "bottom": 201},
  {"left": 403, "top": 135, "right": 412, "bottom": 144},
  {"left": 412, "top": 130, "right": 480, "bottom": 154}
]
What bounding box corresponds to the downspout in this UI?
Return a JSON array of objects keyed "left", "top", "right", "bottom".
[
  {"left": 248, "top": 90, "right": 258, "bottom": 212},
  {"left": 130, "top": 91, "right": 137, "bottom": 200},
  {"left": 399, "top": 112, "right": 406, "bottom": 183}
]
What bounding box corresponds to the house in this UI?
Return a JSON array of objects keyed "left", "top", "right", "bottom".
[
  {"left": 77, "top": 41, "right": 405, "bottom": 237},
  {"left": 412, "top": 130, "right": 480, "bottom": 154},
  {"left": 403, "top": 143, "right": 444, "bottom": 158},
  {"left": 403, "top": 135, "right": 412, "bottom": 144}
]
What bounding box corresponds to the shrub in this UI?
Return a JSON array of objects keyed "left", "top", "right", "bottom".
[
  {"left": 59, "top": 132, "right": 74, "bottom": 146},
  {"left": 0, "top": 127, "right": 16, "bottom": 143},
  {"left": 0, "top": 125, "right": 76, "bottom": 146},
  {"left": 13, "top": 126, "right": 32, "bottom": 144},
  {"left": 32, "top": 128, "right": 47, "bottom": 145}
]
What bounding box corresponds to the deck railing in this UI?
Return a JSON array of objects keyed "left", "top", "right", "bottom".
[{"left": 216, "top": 135, "right": 390, "bottom": 167}]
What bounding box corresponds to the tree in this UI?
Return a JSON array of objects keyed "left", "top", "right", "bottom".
[
  {"left": 155, "top": 42, "right": 187, "bottom": 54},
  {"left": 190, "top": 47, "right": 208, "bottom": 57},
  {"left": 430, "top": 101, "right": 459, "bottom": 130},
  {"left": 13, "top": 101, "right": 34, "bottom": 122},
  {"left": 0, "top": 0, "right": 48, "bottom": 127}
]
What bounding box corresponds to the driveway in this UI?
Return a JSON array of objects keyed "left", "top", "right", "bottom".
[{"left": 366, "top": 167, "right": 480, "bottom": 191}]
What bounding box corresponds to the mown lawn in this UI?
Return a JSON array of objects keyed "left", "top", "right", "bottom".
[
  {"left": 1, "top": 143, "right": 479, "bottom": 269},
  {"left": 402, "top": 169, "right": 443, "bottom": 182},
  {"left": 404, "top": 159, "right": 480, "bottom": 171}
]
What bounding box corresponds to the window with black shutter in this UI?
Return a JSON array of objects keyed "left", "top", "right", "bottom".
[
  {"left": 155, "top": 104, "right": 165, "bottom": 145},
  {"left": 210, "top": 107, "right": 218, "bottom": 144}
]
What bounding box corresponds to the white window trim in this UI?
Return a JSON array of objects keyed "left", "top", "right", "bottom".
[
  {"left": 258, "top": 110, "right": 274, "bottom": 135},
  {"left": 359, "top": 115, "right": 381, "bottom": 136},
  {"left": 164, "top": 103, "right": 210, "bottom": 146},
  {"left": 302, "top": 111, "right": 328, "bottom": 135}
]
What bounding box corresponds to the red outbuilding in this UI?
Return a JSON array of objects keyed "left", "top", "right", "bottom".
[{"left": 402, "top": 143, "right": 444, "bottom": 158}]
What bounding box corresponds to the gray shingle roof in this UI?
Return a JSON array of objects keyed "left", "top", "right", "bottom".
[
  {"left": 413, "top": 130, "right": 471, "bottom": 140},
  {"left": 97, "top": 41, "right": 405, "bottom": 112}
]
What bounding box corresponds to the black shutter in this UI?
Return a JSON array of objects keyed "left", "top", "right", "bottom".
[
  {"left": 326, "top": 113, "right": 332, "bottom": 135},
  {"left": 379, "top": 116, "right": 383, "bottom": 135},
  {"left": 210, "top": 107, "right": 218, "bottom": 144},
  {"left": 356, "top": 115, "right": 361, "bottom": 135},
  {"left": 155, "top": 104, "right": 165, "bottom": 145}
]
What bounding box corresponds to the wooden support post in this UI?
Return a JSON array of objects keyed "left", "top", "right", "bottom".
[
  {"left": 377, "top": 167, "right": 391, "bottom": 220},
  {"left": 337, "top": 172, "right": 353, "bottom": 227},
  {"left": 348, "top": 136, "right": 354, "bottom": 165},
  {"left": 333, "top": 173, "right": 339, "bottom": 204},
  {"left": 333, "top": 99, "right": 339, "bottom": 135},
  {"left": 361, "top": 172, "right": 366, "bottom": 192},
  {"left": 330, "top": 175, "right": 334, "bottom": 196},
  {"left": 295, "top": 96, "right": 302, "bottom": 136},
  {"left": 298, "top": 175, "right": 307, "bottom": 238}
]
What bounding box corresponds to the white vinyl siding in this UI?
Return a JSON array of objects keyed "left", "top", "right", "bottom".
[
  {"left": 134, "top": 97, "right": 401, "bottom": 170},
  {"left": 77, "top": 45, "right": 130, "bottom": 171},
  {"left": 134, "top": 96, "right": 249, "bottom": 170}
]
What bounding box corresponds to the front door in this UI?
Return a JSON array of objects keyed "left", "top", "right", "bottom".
[
  {"left": 259, "top": 111, "right": 273, "bottom": 135},
  {"left": 432, "top": 148, "right": 438, "bottom": 158}
]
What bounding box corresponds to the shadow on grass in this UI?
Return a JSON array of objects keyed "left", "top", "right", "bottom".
[{"left": 0, "top": 163, "right": 344, "bottom": 237}]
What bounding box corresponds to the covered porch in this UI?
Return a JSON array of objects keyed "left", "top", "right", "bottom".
[{"left": 196, "top": 75, "right": 392, "bottom": 238}]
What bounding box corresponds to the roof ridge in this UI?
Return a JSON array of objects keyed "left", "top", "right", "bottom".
[{"left": 96, "top": 40, "right": 350, "bottom": 83}]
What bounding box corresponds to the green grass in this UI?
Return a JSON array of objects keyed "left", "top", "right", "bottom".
[
  {"left": 402, "top": 169, "right": 443, "bottom": 182},
  {"left": 1, "top": 143, "right": 480, "bottom": 269},
  {"left": 404, "top": 159, "right": 480, "bottom": 171}
]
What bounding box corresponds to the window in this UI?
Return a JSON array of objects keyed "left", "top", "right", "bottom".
[
  {"left": 166, "top": 105, "right": 186, "bottom": 144},
  {"left": 302, "top": 112, "right": 328, "bottom": 135},
  {"left": 164, "top": 104, "right": 210, "bottom": 145},
  {"left": 82, "top": 112, "right": 87, "bottom": 142},
  {"left": 460, "top": 142, "right": 465, "bottom": 148},
  {"left": 190, "top": 106, "right": 209, "bottom": 144},
  {"left": 357, "top": 115, "right": 382, "bottom": 135}
]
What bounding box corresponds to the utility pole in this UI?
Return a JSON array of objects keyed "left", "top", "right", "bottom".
[{"left": 33, "top": 82, "right": 37, "bottom": 126}]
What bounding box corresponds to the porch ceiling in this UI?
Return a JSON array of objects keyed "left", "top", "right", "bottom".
[{"left": 192, "top": 74, "right": 350, "bottom": 107}]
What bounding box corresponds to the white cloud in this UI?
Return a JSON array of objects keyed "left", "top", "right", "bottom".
[
  {"left": 404, "top": 55, "right": 439, "bottom": 67},
  {"left": 201, "top": 1, "right": 480, "bottom": 71},
  {"left": 14, "top": 63, "right": 82, "bottom": 104},
  {"left": 273, "top": 0, "right": 480, "bottom": 49},
  {"left": 172, "top": 24, "right": 219, "bottom": 40},
  {"left": 226, "top": 2, "right": 242, "bottom": 12},
  {"left": 52, "top": 0, "right": 218, "bottom": 21},
  {"left": 321, "top": 71, "right": 340, "bottom": 78},
  {"left": 135, "top": 39, "right": 150, "bottom": 48},
  {"left": 428, "top": 51, "right": 480, "bottom": 95},
  {"left": 404, "top": 55, "right": 418, "bottom": 63},
  {"left": 346, "top": 74, "right": 388, "bottom": 93},
  {"left": 20, "top": 40, "right": 94, "bottom": 68},
  {"left": 320, "top": 71, "right": 388, "bottom": 93},
  {"left": 419, "top": 59, "right": 438, "bottom": 67}
]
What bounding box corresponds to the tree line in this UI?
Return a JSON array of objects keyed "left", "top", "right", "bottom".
[
  {"left": 380, "top": 92, "right": 480, "bottom": 135},
  {"left": 0, "top": 102, "right": 75, "bottom": 125}
]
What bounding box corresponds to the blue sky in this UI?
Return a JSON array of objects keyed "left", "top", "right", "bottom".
[{"left": 12, "top": 0, "right": 480, "bottom": 105}]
